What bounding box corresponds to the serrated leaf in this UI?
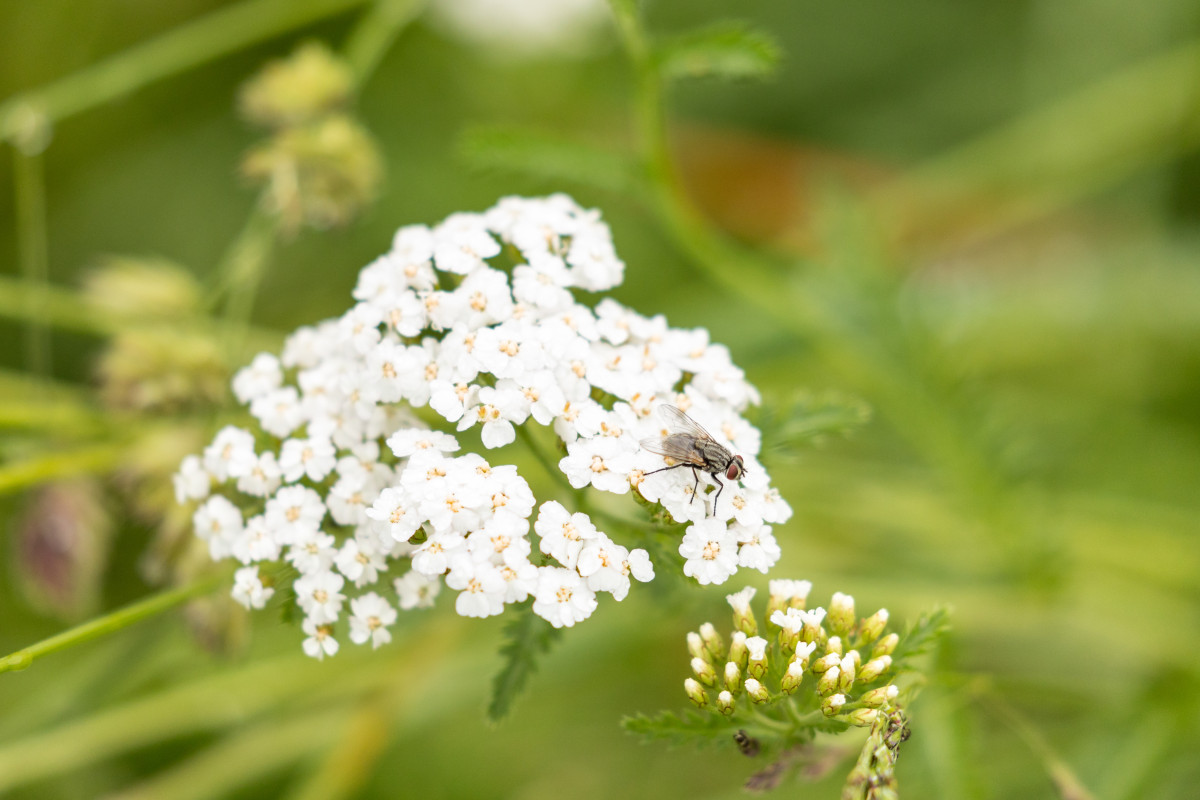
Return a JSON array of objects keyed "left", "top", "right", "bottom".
[
  {"left": 655, "top": 23, "right": 780, "bottom": 82},
  {"left": 753, "top": 391, "right": 872, "bottom": 462},
  {"left": 622, "top": 708, "right": 732, "bottom": 746},
  {"left": 891, "top": 606, "right": 952, "bottom": 666},
  {"left": 458, "top": 125, "right": 641, "bottom": 194},
  {"left": 488, "top": 603, "right": 563, "bottom": 722}
]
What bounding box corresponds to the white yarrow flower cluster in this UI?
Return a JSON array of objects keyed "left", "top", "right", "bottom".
[{"left": 178, "top": 195, "right": 791, "bottom": 658}]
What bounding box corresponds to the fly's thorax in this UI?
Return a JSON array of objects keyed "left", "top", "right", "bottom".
[{"left": 694, "top": 438, "right": 734, "bottom": 472}]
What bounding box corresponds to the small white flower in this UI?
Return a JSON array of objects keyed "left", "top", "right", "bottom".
[
  {"left": 235, "top": 450, "right": 283, "bottom": 498},
  {"left": 231, "top": 515, "right": 282, "bottom": 564},
  {"left": 411, "top": 531, "right": 466, "bottom": 576},
  {"left": 679, "top": 519, "right": 740, "bottom": 585},
  {"left": 386, "top": 427, "right": 461, "bottom": 458},
  {"left": 286, "top": 532, "right": 337, "bottom": 575},
  {"left": 231, "top": 566, "right": 274, "bottom": 610},
  {"left": 265, "top": 485, "right": 327, "bottom": 546},
  {"left": 534, "top": 501, "right": 597, "bottom": 570},
  {"left": 395, "top": 570, "right": 441, "bottom": 609},
  {"left": 348, "top": 593, "right": 398, "bottom": 648},
  {"left": 769, "top": 579, "right": 813, "bottom": 605},
  {"left": 193, "top": 495, "right": 243, "bottom": 560},
  {"left": 295, "top": 570, "right": 346, "bottom": 624},
  {"left": 302, "top": 617, "right": 339, "bottom": 660},
  {"left": 364, "top": 486, "right": 422, "bottom": 543},
  {"left": 726, "top": 586, "right": 756, "bottom": 616},
  {"left": 279, "top": 437, "right": 337, "bottom": 484},
  {"left": 232, "top": 352, "right": 284, "bottom": 404},
  {"left": 532, "top": 567, "right": 597, "bottom": 628},
  {"left": 203, "top": 426, "right": 256, "bottom": 482},
  {"left": 335, "top": 536, "right": 388, "bottom": 587},
  {"left": 173, "top": 455, "right": 211, "bottom": 503},
  {"left": 249, "top": 387, "right": 306, "bottom": 438},
  {"left": 735, "top": 523, "right": 781, "bottom": 574},
  {"left": 433, "top": 212, "right": 501, "bottom": 274},
  {"left": 558, "top": 436, "right": 636, "bottom": 494},
  {"left": 446, "top": 553, "right": 507, "bottom": 618}
]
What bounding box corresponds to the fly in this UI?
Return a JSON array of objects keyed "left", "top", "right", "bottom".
[{"left": 640, "top": 405, "right": 746, "bottom": 516}]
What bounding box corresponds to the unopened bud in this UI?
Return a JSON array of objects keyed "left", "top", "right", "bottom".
[
  {"left": 781, "top": 659, "right": 806, "bottom": 695},
  {"left": 691, "top": 657, "right": 718, "bottom": 686},
  {"left": 728, "top": 631, "right": 749, "bottom": 669},
  {"left": 746, "top": 636, "right": 769, "bottom": 680},
  {"left": 847, "top": 707, "right": 880, "bottom": 727},
  {"left": 872, "top": 633, "right": 899, "bottom": 659},
  {"left": 700, "top": 622, "right": 726, "bottom": 663},
  {"left": 745, "top": 678, "right": 769, "bottom": 704},
  {"left": 825, "top": 636, "right": 843, "bottom": 657},
  {"left": 860, "top": 684, "right": 899, "bottom": 708},
  {"left": 687, "top": 631, "right": 707, "bottom": 662},
  {"left": 792, "top": 640, "right": 817, "bottom": 673},
  {"left": 821, "top": 693, "right": 846, "bottom": 717},
  {"left": 838, "top": 654, "right": 857, "bottom": 693},
  {"left": 859, "top": 608, "right": 889, "bottom": 645},
  {"left": 859, "top": 655, "right": 893, "bottom": 683},
  {"left": 716, "top": 690, "right": 736, "bottom": 716},
  {"left": 724, "top": 661, "right": 743, "bottom": 694},
  {"left": 811, "top": 652, "right": 841, "bottom": 675},
  {"left": 846, "top": 648, "right": 862, "bottom": 672},
  {"left": 726, "top": 587, "right": 758, "bottom": 636},
  {"left": 828, "top": 592, "right": 856, "bottom": 637},
  {"left": 685, "top": 678, "right": 709, "bottom": 708},
  {"left": 801, "top": 608, "right": 827, "bottom": 644},
  {"left": 818, "top": 666, "right": 841, "bottom": 696},
  {"left": 767, "top": 579, "right": 811, "bottom": 621}
]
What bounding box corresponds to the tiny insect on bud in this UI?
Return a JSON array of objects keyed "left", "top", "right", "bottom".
[
  {"left": 745, "top": 678, "right": 769, "bottom": 704},
  {"left": 733, "top": 729, "right": 760, "bottom": 757},
  {"left": 685, "top": 678, "right": 709, "bottom": 708},
  {"left": 716, "top": 690, "right": 736, "bottom": 716}
]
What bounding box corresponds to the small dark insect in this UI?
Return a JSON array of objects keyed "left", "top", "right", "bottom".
[
  {"left": 640, "top": 405, "right": 747, "bottom": 516},
  {"left": 733, "top": 729, "right": 761, "bottom": 757}
]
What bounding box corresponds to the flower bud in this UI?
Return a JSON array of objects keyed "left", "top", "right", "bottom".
[
  {"left": 767, "top": 579, "right": 811, "bottom": 622},
  {"left": 724, "top": 661, "right": 743, "bottom": 694},
  {"left": 828, "top": 592, "right": 856, "bottom": 637},
  {"left": 745, "top": 678, "right": 769, "bottom": 704},
  {"left": 238, "top": 42, "right": 353, "bottom": 129},
  {"left": 859, "top": 655, "right": 893, "bottom": 683},
  {"left": 860, "top": 684, "right": 899, "bottom": 708},
  {"left": 792, "top": 640, "right": 817, "bottom": 673},
  {"left": 781, "top": 658, "right": 806, "bottom": 695},
  {"left": 716, "top": 690, "right": 736, "bottom": 716},
  {"left": 858, "top": 608, "right": 889, "bottom": 645},
  {"left": 728, "top": 631, "right": 749, "bottom": 670},
  {"left": 872, "top": 633, "right": 899, "bottom": 659},
  {"left": 691, "top": 656, "right": 718, "bottom": 687},
  {"left": 687, "top": 631, "right": 707, "bottom": 662},
  {"left": 726, "top": 586, "right": 758, "bottom": 636},
  {"left": 845, "top": 648, "right": 862, "bottom": 672},
  {"left": 811, "top": 652, "right": 841, "bottom": 675},
  {"left": 746, "top": 636, "right": 769, "bottom": 680},
  {"left": 821, "top": 693, "right": 846, "bottom": 717},
  {"left": 685, "top": 678, "right": 709, "bottom": 708},
  {"left": 825, "top": 636, "right": 843, "bottom": 657},
  {"left": 846, "top": 707, "right": 880, "bottom": 727},
  {"left": 817, "top": 666, "right": 841, "bottom": 696},
  {"left": 838, "top": 654, "right": 857, "bottom": 693},
  {"left": 801, "top": 607, "right": 827, "bottom": 644},
  {"left": 700, "top": 622, "right": 726, "bottom": 663}
]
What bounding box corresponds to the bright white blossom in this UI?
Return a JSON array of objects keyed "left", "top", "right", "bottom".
[{"left": 177, "top": 195, "right": 791, "bottom": 658}]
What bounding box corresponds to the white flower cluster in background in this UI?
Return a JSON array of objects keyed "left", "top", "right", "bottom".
[{"left": 176, "top": 194, "right": 791, "bottom": 658}]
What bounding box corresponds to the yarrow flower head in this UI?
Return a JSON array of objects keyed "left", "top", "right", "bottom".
[{"left": 176, "top": 195, "right": 791, "bottom": 658}]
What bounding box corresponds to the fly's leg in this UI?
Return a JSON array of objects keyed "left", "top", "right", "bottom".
[
  {"left": 709, "top": 473, "right": 725, "bottom": 517},
  {"left": 689, "top": 467, "right": 701, "bottom": 505}
]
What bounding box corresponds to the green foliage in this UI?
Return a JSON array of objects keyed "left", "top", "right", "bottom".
[
  {"left": 752, "top": 391, "right": 872, "bottom": 463},
  {"left": 889, "top": 607, "right": 951, "bottom": 668},
  {"left": 622, "top": 708, "right": 735, "bottom": 747},
  {"left": 487, "top": 602, "right": 564, "bottom": 722},
  {"left": 654, "top": 23, "right": 781, "bottom": 82},
  {"left": 458, "top": 125, "right": 641, "bottom": 195}
]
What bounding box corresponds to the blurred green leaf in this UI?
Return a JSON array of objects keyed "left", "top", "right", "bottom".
[
  {"left": 654, "top": 23, "right": 780, "bottom": 82},
  {"left": 890, "top": 606, "right": 952, "bottom": 668},
  {"left": 487, "top": 603, "right": 563, "bottom": 722},
  {"left": 459, "top": 125, "right": 641, "bottom": 195},
  {"left": 622, "top": 708, "right": 733, "bottom": 746},
  {"left": 752, "top": 391, "right": 872, "bottom": 462}
]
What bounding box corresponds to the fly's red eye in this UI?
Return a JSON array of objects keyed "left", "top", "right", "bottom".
[{"left": 726, "top": 458, "right": 742, "bottom": 480}]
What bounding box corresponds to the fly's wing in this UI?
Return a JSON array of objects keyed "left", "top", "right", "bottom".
[
  {"left": 639, "top": 433, "right": 708, "bottom": 467},
  {"left": 656, "top": 405, "right": 715, "bottom": 442}
]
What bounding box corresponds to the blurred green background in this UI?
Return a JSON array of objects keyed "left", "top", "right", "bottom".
[{"left": 1, "top": 0, "right": 1199, "bottom": 798}]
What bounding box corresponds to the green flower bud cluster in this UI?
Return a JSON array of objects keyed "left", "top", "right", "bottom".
[
  {"left": 682, "top": 582, "right": 902, "bottom": 732},
  {"left": 238, "top": 43, "right": 382, "bottom": 234}
]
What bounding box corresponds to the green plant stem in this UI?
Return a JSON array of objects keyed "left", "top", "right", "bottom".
[
  {"left": 0, "top": 568, "right": 233, "bottom": 674},
  {"left": 214, "top": 207, "right": 280, "bottom": 359},
  {"left": 12, "top": 145, "right": 50, "bottom": 377},
  {"left": 342, "top": 0, "right": 427, "bottom": 83},
  {"left": 514, "top": 423, "right": 574, "bottom": 496},
  {"left": 0, "top": 443, "right": 126, "bottom": 495},
  {"left": 0, "top": 0, "right": 371, "bottom": 141}
]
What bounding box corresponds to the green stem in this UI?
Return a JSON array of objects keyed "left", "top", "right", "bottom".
[
  {"left": 0, "top": 443, "right": 126, "bottom": 495},
  {"left": 12, "top": 145, "right": 50, "bottom": 377},
  {"left": 0, "top": 0, "right": 372, "bottom": 141},
  {"left": 514, "top": 423, "right": 573, "bottom": 496},
  {"left": 342, "top": 0, "right": 427, "bottom": 83},
  {"left": 0, "top": 568, "right": 233, "bottom": 674}
]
